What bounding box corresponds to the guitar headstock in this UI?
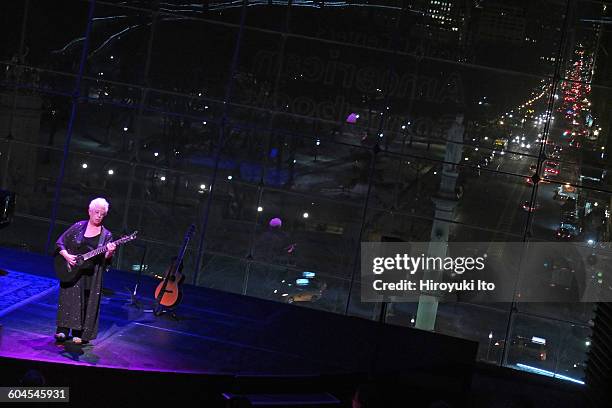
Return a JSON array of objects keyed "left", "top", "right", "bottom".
[
  {"left": 120, "top": 231, "right": 138, "bottom": 243},
  {"left": 186, "top": 224, "right": 196, "bottom": 240}
]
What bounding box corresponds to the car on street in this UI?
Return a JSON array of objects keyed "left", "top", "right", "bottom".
[
  {"left": 508, "top": 335, "right": 548, "bottom": 363},
  {"left": 274, "top": 272, "right": 327, "bottom": 304},
  {"left": 494, "top": 138, "right": 508, "bottom": 149},
  {"left": 554, "top": 184, "right": 578, "bottom": 200},
  {"left": 522, "top": 200, "right": 541, "bottom": 212},
  {"left": 555, "top": 223, "right": 581, "bottom": 240},
  {"left": 556, "top": 227, "right": 575, "bottom": 240},
  {"left": 545, "top": 257, "right": 577, "bottom": 290},
  {"left": 543, "top": 161, "right": 560, "bottom": 177}
]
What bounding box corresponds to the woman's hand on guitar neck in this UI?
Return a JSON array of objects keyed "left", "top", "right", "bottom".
[
  {"left": 105, "top": 242, "right": 117, "bottom": 259},
  {"left": 60, "top": 250, "right": 77, "bottom": 266}
]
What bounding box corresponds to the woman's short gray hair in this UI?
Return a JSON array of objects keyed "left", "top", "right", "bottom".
[{"left": 89, "top": 197, "right": 109, "bottom": 213}]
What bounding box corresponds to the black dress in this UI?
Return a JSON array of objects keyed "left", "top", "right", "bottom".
[
  {"left": 79, "top": 234, "right": 100, "bottom": 291},
  {"left": 56, "top": 221, "right": 113, "bottom": 341}
]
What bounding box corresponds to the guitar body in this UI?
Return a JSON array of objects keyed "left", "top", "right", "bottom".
[
  {"left": 154, "top": 271, "right": 185, "bottom": 308},
  {"left": 54, "top": 253, "right": 87, "bottom": 284},
  {"left": 154, "top": 224, "right": 194, "bottom": 315}
]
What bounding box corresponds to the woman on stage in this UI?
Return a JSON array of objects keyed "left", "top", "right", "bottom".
[{"left": 54, "top": 198, "right": 116, "bottom": 344}]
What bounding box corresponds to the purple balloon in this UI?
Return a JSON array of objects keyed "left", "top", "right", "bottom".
[
  {"left": 269, "top": 218, "right": 282, "bottom": 228},
  {"left": 346, "top": 113, "right": 358, "bottom": 124}
]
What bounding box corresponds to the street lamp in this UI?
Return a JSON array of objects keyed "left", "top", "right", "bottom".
[{"left": 487, "top": 332, "right": 493, "bottom": 361}]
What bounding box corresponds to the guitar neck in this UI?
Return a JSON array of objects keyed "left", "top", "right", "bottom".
[
  {"left": 171, "top": 237, "right": 192, "bottom": 274},
  {"left": 165, "top": 225, "right": 195, "bottom": 278},
  {"left": 81, "top": 236, "right": 129, "bottom": 261}
]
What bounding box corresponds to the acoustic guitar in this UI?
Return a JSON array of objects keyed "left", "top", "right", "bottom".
[
  {"left": 54, "top": 231, "right": 138, "bottom": 284},
  {"left": 154, "top": 224, "right": 195, "bottom": 315}
]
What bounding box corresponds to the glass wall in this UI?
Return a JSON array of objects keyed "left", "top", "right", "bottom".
[{"left": 2, "top": 0, "right": 610, "bottom": 384}]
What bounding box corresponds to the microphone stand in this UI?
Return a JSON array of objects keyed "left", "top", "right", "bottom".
[{"left": 126, "top": 243, "right": 147, "bottom": 308}]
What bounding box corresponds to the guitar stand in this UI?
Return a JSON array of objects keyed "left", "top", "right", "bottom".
[{"left": 153, "top": 306, "right": 180, "bottom": 321}]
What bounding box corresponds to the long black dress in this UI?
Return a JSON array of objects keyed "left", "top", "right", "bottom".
[{"left": 56, "top": 220, "right": 113, "bottom": 342}]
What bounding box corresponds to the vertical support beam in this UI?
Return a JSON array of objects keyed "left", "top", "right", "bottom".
[
  {"left": 116, "top": 3, "right": 159, "bottom": 269},
  {"left": 192, "top": 0, "right": 249, "bottom": 285},
  {"left": 415, "top": 195, "right": 457, "bottom": 330},
  {"left": 45, "top": 0, "right": 96, "bottom": 254},
  {"left": 415, "top": 113, "right": 463, "bottom": 328}
]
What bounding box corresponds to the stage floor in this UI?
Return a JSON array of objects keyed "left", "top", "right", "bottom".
[
  {"left": 0, "top": 247, "right": 352, "bottom": 375},
  {"left": 0, "top": 247, "right": 477, "bottom": 380}
]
